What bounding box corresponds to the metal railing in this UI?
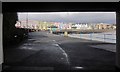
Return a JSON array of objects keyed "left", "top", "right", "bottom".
[{"left": 79, "top": 33, "right": 116, "bottom": 43}]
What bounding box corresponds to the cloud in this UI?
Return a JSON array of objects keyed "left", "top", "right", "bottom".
[{"left": 18, "top": 12, "right": 116, "bottom": 24}]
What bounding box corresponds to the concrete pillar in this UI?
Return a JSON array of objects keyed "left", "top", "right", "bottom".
[
  {"left": 0, "top": 1, "right": 3, "bottom": 72},
  {"left": 116, "top": 11, "right": 120, "bottom": 69}
]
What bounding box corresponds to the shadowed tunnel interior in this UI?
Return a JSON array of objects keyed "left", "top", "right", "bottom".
[
  {"left": 2, "top": 2, "right": 120, "bottom": 72},
  {"left": 3, "top": 13, "right": 28, "bottom": 48}
]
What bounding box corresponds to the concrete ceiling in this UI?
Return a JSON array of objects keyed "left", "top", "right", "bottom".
[{"left": 0, "top": 0, "right": 120, "bottom": 2}]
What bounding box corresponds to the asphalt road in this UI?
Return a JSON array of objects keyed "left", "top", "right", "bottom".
[{"left": 3, "top": 31, "right": 116, "bottom": 71}]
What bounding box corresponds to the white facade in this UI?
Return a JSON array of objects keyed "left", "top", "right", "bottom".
[
  {"left": 73, "top": 23, "right": 90, "bottom": 29},
  {"left": 113, "top": 26, "right": 116, "bottom": 29},
  {"left": 15, "top": 20, "right": 39, "bottom": 29}
]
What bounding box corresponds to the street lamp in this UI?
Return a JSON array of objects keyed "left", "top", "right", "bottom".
[
  {"left": 26, "top": 12, "right": 29, "bottom": 33},
  {"left": 64, "top": 12, "right": 69, "bottom": 37}
]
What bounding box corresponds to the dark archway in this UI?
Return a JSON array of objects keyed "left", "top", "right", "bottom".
[{"left": 2, "top": 2, "right": 120, "bottom": 71}]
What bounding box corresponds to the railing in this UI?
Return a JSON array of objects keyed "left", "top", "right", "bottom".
[
  {"left": 79, "top": 33, "right": 116, "bottom": 43},
  {"left": 68, "top": 33, "right": 116, "bottom": 43}
]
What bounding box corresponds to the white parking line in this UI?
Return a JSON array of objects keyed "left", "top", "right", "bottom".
[
  {"left": 58, "top": 46, "right": 70, "bottom": 65},
  {"left": 52, "top": 40, "right": 70, "bottom": 65}
]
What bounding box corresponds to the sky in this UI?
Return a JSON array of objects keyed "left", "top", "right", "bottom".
[{"left": 18, "top": 12, "right": 116, "bottom": 24}]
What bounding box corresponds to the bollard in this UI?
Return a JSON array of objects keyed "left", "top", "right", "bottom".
[
  {"left": 50, "top": 30, "right": 53, "bottom": 34},
  {"left": 64, "top": 31, "right": 68, "bottom": 37}
]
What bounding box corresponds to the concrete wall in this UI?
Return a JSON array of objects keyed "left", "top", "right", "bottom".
[
  {"left": 3, "top": 12, "right": 18, "bottom": 47},
  {"left": 116, "top": 11, "right": 120, "bottom": 68},
  {"left": 0, "top": 1, "right": 3, "bottom": 72},
  {"left": 0, "top": 13, "right": 3, "bottom": 71}
]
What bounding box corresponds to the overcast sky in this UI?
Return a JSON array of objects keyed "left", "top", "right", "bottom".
[{"left": 18, "top": 12, "right": 116, "bottom": 24}]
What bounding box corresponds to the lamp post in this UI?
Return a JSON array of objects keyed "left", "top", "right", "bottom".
[
  {"left": 50, "top": 23, "right": 52, "bottom": 33},
  {"left": 64, "top": 12, "right": 69, "bottom": 37},
  {"left": 26, "top": 12, "right": 29, "bottom": 33}
]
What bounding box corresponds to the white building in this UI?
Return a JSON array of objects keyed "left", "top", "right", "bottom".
[
  {"left": 72, "top": 23, "right": 91, "bottom": 30},
  {"left": 15, "top": 20, "right": 39, "bottom": 29}
]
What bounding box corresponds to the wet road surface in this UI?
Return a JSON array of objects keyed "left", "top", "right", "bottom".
[{"left": 3, "top": 31, "right": 116, "bottom": 71}]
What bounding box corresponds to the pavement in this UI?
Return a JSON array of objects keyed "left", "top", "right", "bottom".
[
  {"left": 68, "top": 33, "right": 116, "bottom": 43},
  {"left": 2, "top": 31, "right": 116, "bottom": 71}
]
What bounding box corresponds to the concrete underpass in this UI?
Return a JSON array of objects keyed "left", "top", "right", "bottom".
[
  {"left": 3, "top": 31, "right": 115, "bottom": 71},
  {"left": 1, "top": 2, "right": 120, "bottom": 72}
]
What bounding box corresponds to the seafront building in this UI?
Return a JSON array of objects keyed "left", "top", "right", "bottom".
[{"left": 15, "top": 20, "right": 116, "bottom": 30}]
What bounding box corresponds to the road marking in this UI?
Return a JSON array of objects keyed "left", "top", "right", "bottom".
[
  {"left": 28, "top": 48, "right": 32, "bottom": 50},
  {"left": 74, "top": 66, "right": 84, "bottom": 69},
  {"left": 54, "top": 43, "right": 70, "bottom": 65},
  {"left": 21, "top": 47, "right": 27, "bottom": 49},
  {"left": 61, "top": 58, "right": 64, "bottom": 60},
  {"left": 52, "top": 40, "right": 70, "bottom": 64},
  {"left": 59, "top": 46, "right": 70, "bottom": 65},
  {"left": 20, "top": 47, "right": 33, "bottom": 50},
  {"left": 53, "top": 44, "right": 59, "bottom": 47}
]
